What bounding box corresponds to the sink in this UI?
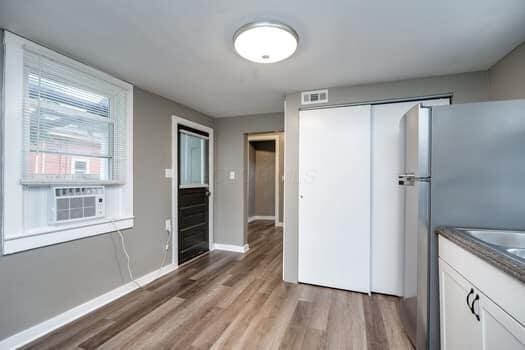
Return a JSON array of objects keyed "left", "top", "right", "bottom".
[
  {"left": 459, "top": 228, "right": 525, "bottom": 262},
  {"left": 507, "top": 248, "right": 525, "bottom": 260},
  {"left": 463, "top": 229, "right": 525, "bottom": 249}
]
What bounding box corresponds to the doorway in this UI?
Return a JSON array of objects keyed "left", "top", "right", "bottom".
[
  {"left": 246, "top": 133, "right": 282, "bottom": 227},
  {"left": 171, "top": 116, "right": 214, "bottom": 266}
]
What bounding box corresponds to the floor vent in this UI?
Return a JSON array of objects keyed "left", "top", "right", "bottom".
[{"left": 301, "top": 89, "right": 328, "bottom": 105}]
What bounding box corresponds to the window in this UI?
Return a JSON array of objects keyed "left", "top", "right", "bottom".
[
  {"left": 179, "top": 130, "right": 209, "bottom": 187},
  {"left": 22, "top": 48, "right": 127, "bottom": 184},
  {"left": 2, "top": 32, "right": 133, "bottom": 254}
]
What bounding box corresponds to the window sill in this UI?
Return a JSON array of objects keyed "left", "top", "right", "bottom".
[
  {"left": 20, "top": 180, "right": 126, "bottom": 187},
  {"left": 2, "top": 216, "right": 134, "bottom": 255}
]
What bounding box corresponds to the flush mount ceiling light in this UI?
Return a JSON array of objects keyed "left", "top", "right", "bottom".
[{"left": 233, "top": 21, "right": 299, "bottom": 64}]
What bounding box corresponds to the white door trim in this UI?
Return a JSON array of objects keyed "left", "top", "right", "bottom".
[
  {"left": 247, "top": 134, "right": 280, "bottom": 226},
  {"left": 171, "top": 116, "right": 214, "bottom": 266}
]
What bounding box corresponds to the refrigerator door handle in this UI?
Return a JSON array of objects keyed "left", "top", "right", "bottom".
[
  {"left": 398, "top": 174, "right": 431, "bottom": 186},
  {"left": 398, "top": 174, "right": 413, "bottom": 186}
]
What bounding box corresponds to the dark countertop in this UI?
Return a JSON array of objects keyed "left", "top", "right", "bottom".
[{"left": 436, "top": 227, "right": 525, "bottom": 284}]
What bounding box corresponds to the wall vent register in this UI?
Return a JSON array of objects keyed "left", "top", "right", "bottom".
[
  {"left": 301, "top": 89, "right": 328, "bottom": 105},
  {"left": 51, "top": 186, "right": 105, "bottom": 224}
]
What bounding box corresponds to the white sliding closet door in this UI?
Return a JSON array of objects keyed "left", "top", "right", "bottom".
[
  {"left": 298, "top": 105, "right": 371, "bottom": 293},
  {"left": 371, "top": 98, "right": 449, "bottom": 296}
]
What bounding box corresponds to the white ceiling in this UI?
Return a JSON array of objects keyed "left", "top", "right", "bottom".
[{"left": 1, "top": 1, "right": 525, "bottom": 117}]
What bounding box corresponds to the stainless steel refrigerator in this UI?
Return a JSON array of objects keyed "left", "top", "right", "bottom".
[{"left": 398, "top": 99, "right": 525, "bottom": 350}]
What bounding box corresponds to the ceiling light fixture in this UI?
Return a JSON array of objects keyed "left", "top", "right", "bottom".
[{"left": 233, "top": 21, "right": 299, "bottom": 64}]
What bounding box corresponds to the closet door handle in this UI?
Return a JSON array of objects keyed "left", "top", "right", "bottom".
[
  {"left": 466, "top": 288, "right": 474, "bottom": 309},
  {"left": 470, "top": 294, "right": 480, "bottom": 321}
]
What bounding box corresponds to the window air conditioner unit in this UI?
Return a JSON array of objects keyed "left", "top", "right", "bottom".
[{"left": 50, "top": 186, "right": 105, "bottom": 224}]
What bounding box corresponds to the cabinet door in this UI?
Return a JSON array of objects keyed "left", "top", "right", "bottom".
[
  {"left": 479, "top": 293, "right": 525, "bottom": 350},
  {"left": 439, "top": 259, "right": 482, "bottom": 350}
]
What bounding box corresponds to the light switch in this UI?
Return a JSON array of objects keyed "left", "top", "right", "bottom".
[
  {"left": 229, "top": 171, "right": 235, "bottom": 180},
  {"left": 165, "top": 169, "right": 173, "bottom": 178}
]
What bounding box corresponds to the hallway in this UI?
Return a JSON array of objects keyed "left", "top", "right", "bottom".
[{"left": 23, "top": 221, "right": 412, "bottom": 349}]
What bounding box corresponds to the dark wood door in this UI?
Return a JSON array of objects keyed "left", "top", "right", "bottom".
[
  {"left": 178, "top": 125, "right": 209, "bottom": 264},
  {"left": 178, "top": 187, "right": 209, "bottom": 263}
]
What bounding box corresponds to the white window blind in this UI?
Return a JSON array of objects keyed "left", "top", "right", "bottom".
[{"left": 22, "top": 49, "right": 129, "bottom": 184}]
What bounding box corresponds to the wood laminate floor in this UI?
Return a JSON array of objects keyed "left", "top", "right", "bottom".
[{"left": 22, "top": 221, "right": 413, "bottom": 350}]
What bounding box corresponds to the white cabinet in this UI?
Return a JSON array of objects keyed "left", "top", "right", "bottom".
[
  {"left": 479, "top": 293, "right": 525, "bottom": 350},
  {"left": 439, "top": 259, "right": 482, "bottom": 349},
  {"left": 439, "top": 236, "right": 525, "bottom": 350}
]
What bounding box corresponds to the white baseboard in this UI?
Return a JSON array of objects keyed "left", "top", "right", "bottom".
[
  {"left": 0, "top": 263, "right": 178, "bottom": 350},
  {"left": 213, "top": 243, "right": 250, "bottom": 253},
  {"left": 276, "top": 222, "right": 283, "bottom": 227},
  {"left": 248, "top": 216, "right": 275, "bottom": 223}
]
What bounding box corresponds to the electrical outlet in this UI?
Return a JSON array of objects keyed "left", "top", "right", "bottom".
[
  {"left": 229, "top": 171, "right": 235, "bottom": 180},
  {"left": 165, "top": 219, "right": 171, "bottom": 232},
  {"left": 165, "top": 169, "right": 173, "bottom": 178}
]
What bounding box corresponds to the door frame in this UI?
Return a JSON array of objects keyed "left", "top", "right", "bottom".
[
  {"left": 246, "top": 133, "right": 280, "bottom": 227},
  {"left": 171, "top": 115, "right": 214, "bottom": 266}
]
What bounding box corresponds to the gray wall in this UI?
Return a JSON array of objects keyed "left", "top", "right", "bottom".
[
  {"left": 283, "top": 71, "right": 490, "bottom": 282},
  {"left": 489, "top": 42, "right": 525, "bottom": 100},
  {"left": 214, "top": 113, "right": 283, "bottom": 246},
  {"left": 249, "top": 141, "right": 276, "bottom": 217},
  {"left": 0, "top": 84, "right": 213, "bottom": 339}
]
